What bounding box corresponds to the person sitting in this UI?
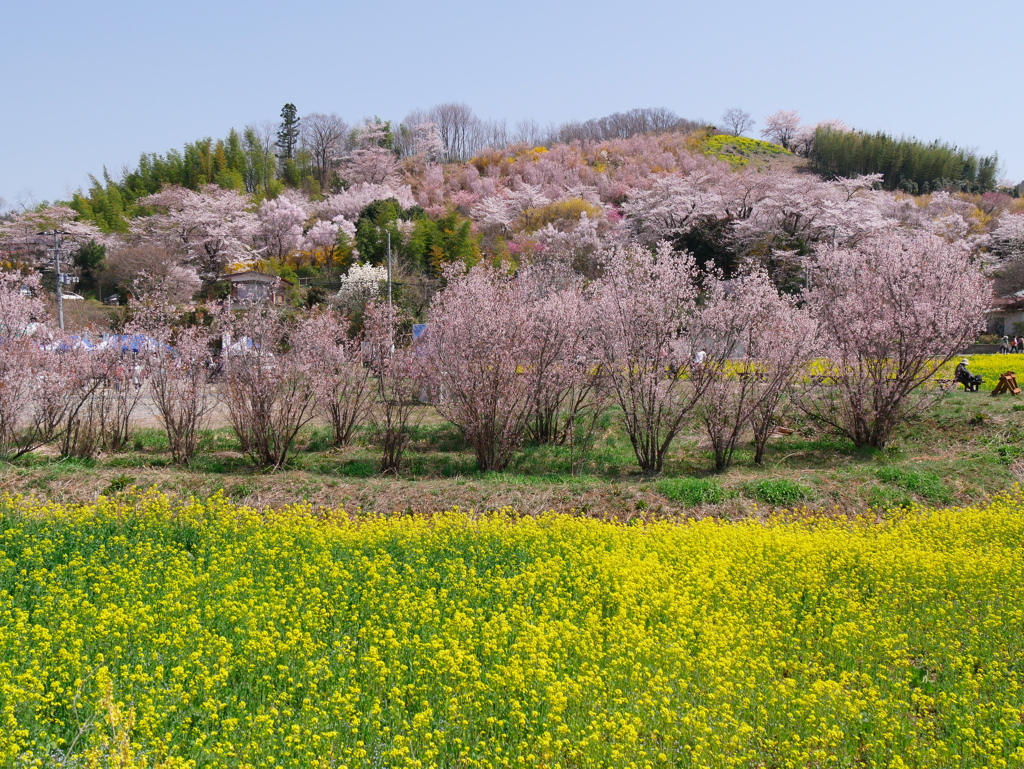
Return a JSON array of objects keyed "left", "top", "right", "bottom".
[{"left": 954, "top": 358, "right": 983, "bottom": 392}]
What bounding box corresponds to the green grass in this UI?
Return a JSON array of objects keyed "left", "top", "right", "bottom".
[
  {"left": 0, "top": 388, "right": 1021, "bottom": 517},
  {"left": 99, "top": 473, "right": 136, "bottom": 496},
  {"left": 656, "top": 477, "right": 725, "bottom": 506},
  {"left": 875, "top": 465, "right": 954, "bottom": 506},
  {"left": 749, "top": 478, "right": 813, "bottom": 506}
]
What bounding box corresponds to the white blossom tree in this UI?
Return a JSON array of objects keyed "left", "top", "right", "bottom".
[
  {"left": 761, "top": 109, "right": 802, "bottom": 150},
  {"left": 133, "top": 185, "right": 258, "bottom": 278}
]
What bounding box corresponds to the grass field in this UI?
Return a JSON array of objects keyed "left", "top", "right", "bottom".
[
  {"left": 0, "top": 491, "right": 1023, "bottom": 767},
  {"left": 3, "top": 378, "right": 1024, "bottom": 520}
]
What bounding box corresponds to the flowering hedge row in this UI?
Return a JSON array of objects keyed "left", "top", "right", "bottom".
[{"left": 1, "top": 491, "right": 1023, "bottom": 767}]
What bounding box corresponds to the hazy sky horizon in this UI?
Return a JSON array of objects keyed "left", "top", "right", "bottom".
[{"left": 4, "top": 0, "right": 1022, "bottom": 207}]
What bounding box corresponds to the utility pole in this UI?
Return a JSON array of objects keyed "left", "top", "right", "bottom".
[
  {"left": 386, "top": 230, "right": 393, "bottom": 307},
  {"left": 386, "top": 230, "right": 394, "bottom": 355},
  {"left": 41, "top": 229, "right": 70, "bottom": 331}
]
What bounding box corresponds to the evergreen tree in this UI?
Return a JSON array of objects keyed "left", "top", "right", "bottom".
[
  {"left": 277, "top": 104, "right": 301, "bottom": 171},
  {"left": 72, "top": 240, "right": 106, "bottom": 295},
  {"left": 407, "top": 211, "right": 480, "bottom": 276},
  {"left": 354, "top": 199, "right": 408, "bottom": 266}
]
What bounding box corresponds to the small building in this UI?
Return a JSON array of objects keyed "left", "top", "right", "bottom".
[
  {"left": 986, "top": 293, "right": 1024, "bottom": 337},
  {"left": 219, "top": 271, "right": 293, "bottom": 306}
]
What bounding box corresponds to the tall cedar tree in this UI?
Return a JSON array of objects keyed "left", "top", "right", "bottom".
[{"left": 276, "top": 104, "right": 301, "bottom": 166}]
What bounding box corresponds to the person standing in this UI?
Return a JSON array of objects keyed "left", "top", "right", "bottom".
[{"left": 1001, "top": 335, "right": 1010, "bottom": 354}]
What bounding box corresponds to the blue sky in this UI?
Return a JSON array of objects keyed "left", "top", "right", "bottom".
[{"left": 3, "top": 0, "right": 1021, "bottom": 206}]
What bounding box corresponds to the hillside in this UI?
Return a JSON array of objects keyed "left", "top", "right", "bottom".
[{"left": 2, "top": 106, "right": 1021, "bottom": 317}]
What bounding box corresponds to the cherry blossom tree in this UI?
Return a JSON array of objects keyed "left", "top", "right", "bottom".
[
  {"left": 746, "top": 300, "right": 817, "bottom": 466},
  {"left": 90, "top": 346, "right": 145, "bottom": 453},
  {"left": 528, "top": 212, "right": 610, "bottom": 277},
  {"left": 695, "top": 271, "right": 817, "bottom": 470},
  {"left": 25, "top": 344, "right": 112, "bottom": 459},
  {"left": 0, "top": 205, "right": 106, "bottom": 245},
  {"left": 761, "top": 110, "right": 802, "bottom": 150},
  {"left": 797, "top": 231, "right": 990, "bottom": 449},
  {"left": 343, "top": 147, "right": 401, "bottom": 186},
  {"left": 731, "top": 171, "right": 888, "bottom": 286},
  {"left": 144, "top": 325, "right": 215, "bottom": 464},
  {"left": 303, "top": 310, "right": 373, "bottom": 447},
  {"left": 0, "top": 206, "right": 108, "bottom": 271},
  {"left": 339, "top": 120, "right": 401, "bottom": 185},
  {"left": 991, "top": 212, "right": 1024, "bottom": 257},
  {"left": 363, "top": 301, "right": 421, "bottom": 474},
  {"left": 622, "top": 169, "right": 729, "bottom": 246},
  {"left": 592, "top": 242, "right": 707, "bottom": 475},
  {"left": 515, "top": 266, "right": 610, "bottom": 472},
  {"left": 104, "top": 244, "right": 201, "bottom": 304},
  {"left": 412, "top": 122, "right": 446, "bottom": 161},
  {"left": 128, "top": 293, "right": 217, "bottom": 464},
  {"left": 133, "top": 185, "right": 258, "bottom": 278},
  {"left": 255, "top": 190, "right": 308, "bottom": 259},
  {"left": 0, "top": 270, "right": 45, "bottom": 336},
  {"left": 414, "top": 163, "right": 447, "bottom": 211},
  {"left": 516, "top": 266, "right": 595, "bottom": 440},
  {"left": 422, "top": 265, "right": 536, "bottom": 471},
  {"left": 3, "top": 327, "right": 142, "bottom": 458},
  {"left": 218, "top": 306, "right": 319, "bottom": 468},
  {"left": 471, "top": 193, "right": 517, "bottom": 237},
  {"left": 0, "top": 271, "right": 49, "bottom": 459},
  {"left": 316, "top": 183, "right": 416, "bottom": 222},
  {"left": 301, "top": 217, "right": 357, "bottom": 268},
  {"left": 694, "top": 271, "right": 771, "bottom": 471}
]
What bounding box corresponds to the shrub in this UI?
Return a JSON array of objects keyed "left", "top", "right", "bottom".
[
  {"left": 655, "top": 477, "right": 725, "bottom": 506},
  {"left": 517, "top": 198, "right": 606, "bottom": 233},
  {"left": 751, "top": 478, "right": 811, "bottom": 506}
]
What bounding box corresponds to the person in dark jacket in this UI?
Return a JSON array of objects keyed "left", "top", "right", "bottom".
[{"left": 955, "top": 358, "right": 982, "bottom": 391}]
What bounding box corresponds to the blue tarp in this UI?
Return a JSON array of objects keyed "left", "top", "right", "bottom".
[
  {"left": 103, "top": 334, "right": 171, "bottom": 353},
  {"left": 52, "top": 335, "right": 98, "bottom": 352}
]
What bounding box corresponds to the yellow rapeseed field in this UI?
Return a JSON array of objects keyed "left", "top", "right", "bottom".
[{"left": 1, "top": 490, "right": 1023, "bottom": 767}]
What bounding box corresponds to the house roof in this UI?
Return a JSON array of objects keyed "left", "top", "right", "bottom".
[
  {"left": 988, "top": 294, "right": 1024, "bottom": 313},
  {"left": 218, "top": 271, "right": 294, "bottom": 286}
]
